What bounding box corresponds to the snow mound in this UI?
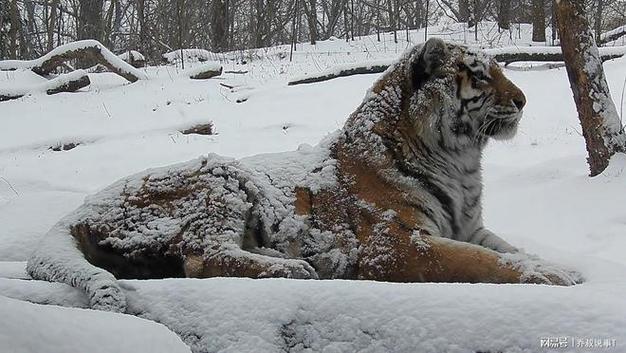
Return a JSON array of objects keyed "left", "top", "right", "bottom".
[
  {"left": 0, "top": 295, "right": 191, "bottom": 353},
  {"left": 3, "top": 276, "right": 624, "bottom": 353},
  {"left": 163, "top": 49, "right": 218, "bottom": 64},
  {"left": 0, "top": 262, "right": 28, "bottom": 279}
]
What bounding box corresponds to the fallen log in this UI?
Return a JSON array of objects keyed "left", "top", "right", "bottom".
[
  {"left": 487, "top": 45, "right": 626, "bottom": 65},
  {"left": 0, "top": 70, "right": 90, "bottom": 102},
  {"left": 287, "top": 46, "right": 626, "bottom": 86},
  {"left": 288, "top": 60, "right": 391, "bottom": 86},
  {"left": 180, "top": 122, "right": 214, "bottom": 135},
  {"left": 599, "top": 25, "right": 626, "bottom": 45},
  {"left": 185, "top": 62, "right": 223, "bottom": 79},
  {"left": 0, "top": 40, "right": 148, "bottom": 82},
  {"left": 117, "top": 50, "right": 146, "bottom": 68}
]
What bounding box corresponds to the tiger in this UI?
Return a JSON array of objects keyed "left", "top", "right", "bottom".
[{"left": 27, "top": 38, "right": 581, "bottom": 313}]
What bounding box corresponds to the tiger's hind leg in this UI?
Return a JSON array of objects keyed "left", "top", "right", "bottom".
[{"left": 358, "top": 223, "right": 581, "bottom": 285}]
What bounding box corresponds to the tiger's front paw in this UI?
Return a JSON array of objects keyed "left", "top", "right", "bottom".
[
  {"left": 260, "top": 259, "right": 319, "bottom": 280},
  {"left": 502, "top": 253, "right": 583, "bottom": 286},
  {"left": 521, "top": 266, "right": 583, "bottom": 286}
]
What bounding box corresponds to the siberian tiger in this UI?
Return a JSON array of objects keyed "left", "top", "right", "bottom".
[{"left": 27, "top": 38, "right": 581, "bottom": 313}]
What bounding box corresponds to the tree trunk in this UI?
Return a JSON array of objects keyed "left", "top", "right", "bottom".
[
  {"left": 8, "top": 0, "right": 19, "bottom": 59},
  {"left": 556, "top": 0, "right": 625, "bottom": 176},
  {"left": 532, "top": 0, "right": 546, "bottom": 42},
  {"left": 137, "top": 0, "right": 148, "bottom": 55},
  {"left": 303, "top": 0, "right": 318, "bottom": 44},
  {"left": 593, "top": 0, "right": 603, "bottom": 40},
  {"left": 47, "top": 0, "right": 59, "bottom": 52},
  {"left": 498, "top": 0, "right": 511, "bottom": 30},
  {"left": 211, "top": 0, "right": 227, "bottom": 51},
  {"left": 78, "top": 0, "right": 104, "bottom": 41},
  {"left": 550, "top": 0, "right": 557, "bottom": 44},
  {"left": 459, "top": 0, "right": 469, "bottom": 22}
]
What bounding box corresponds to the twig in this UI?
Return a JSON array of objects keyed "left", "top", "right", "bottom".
[
  {"left": 619, "top": 76, "right": 626, "bottom": 132},
  {"left": 0, "top": 176, "right": 19, "bottom": 196},
  {"left": 102, "top": 102, "right": 112, "bottom": 118}
]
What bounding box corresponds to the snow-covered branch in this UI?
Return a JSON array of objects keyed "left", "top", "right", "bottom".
[
  {"left": 0, "top": 70, "right": 90, "bottom": 102},
  {"left": 0, "top": 40, "right": 148, "bottom": 83}
]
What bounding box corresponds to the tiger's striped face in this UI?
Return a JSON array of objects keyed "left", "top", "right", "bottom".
[
  {"left": 408, "top": 39, "right": 526, "bottom": 146},
  {"left": 455, "top": 52, "right": 526, "bottom": 141}
]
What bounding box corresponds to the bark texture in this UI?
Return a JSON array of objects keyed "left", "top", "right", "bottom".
[{"left": 556, "top": 0, "right": 625, "bottom": 176}]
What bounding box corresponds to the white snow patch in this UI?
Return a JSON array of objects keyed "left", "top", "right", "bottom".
[{"left": 0, "top": 295, "right": 191, "bottom": 353}]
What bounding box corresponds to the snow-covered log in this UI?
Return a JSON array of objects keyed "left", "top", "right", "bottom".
[
  {"left": 556, "top": 0, "right": 626, "bottom": 176},
  {"left": 117, "top": 50, "right": 146, "bottom": 68},
  {"left": 0, "top": 70, "right": 90, "bottom": 102},
  {"left": 288, "top": 60, "right": 392, "bottom": 85},
  {"left": 0, "top": 40, "right": 148, "bottom": 83},
  {"left": 162, "top": 49, "right": 217, "bottom": 64},
  {"left": 184, "top": 62, "right": 223, "bottom": 79},
  {"left": 486, "top": 45, "right": 626, "bottom": 65},
  {"left": 599, "top": 25, "right": 626, "bottom": 45},
  {"left": 287, "top": 46, "right": 626, "bottom": 85}
]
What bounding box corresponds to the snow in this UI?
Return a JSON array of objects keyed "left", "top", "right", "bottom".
[
  {"left": 0, "top": 262, "right": 28, "bottom": 279},
  {"left": 2, "top": 26, "right": 626, "bottom": 352},
  {"left": 0, "top": 295, "right": 191, "bottom": 353},
  {"left": 0, "top": 275, "right": 625, "bottom": 353}
]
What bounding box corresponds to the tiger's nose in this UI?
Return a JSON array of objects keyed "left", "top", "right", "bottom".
[{"left": 513, "top": 94, "right": 526, "bottom": 110}]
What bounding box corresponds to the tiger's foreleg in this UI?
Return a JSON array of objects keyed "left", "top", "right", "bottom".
[
  {"left": 358, "top": 224, "right": 580, "bottom": 285},
  {"left": 469, "top": 227, "right": 518, "bottom": 253},
  {"left": 182, "top": 241, "right": 319, "bottom": 280}
]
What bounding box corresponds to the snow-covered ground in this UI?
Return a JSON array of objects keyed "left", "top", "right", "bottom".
[{"left": 1, "top": 24, "right": 626, "bottom": 352}]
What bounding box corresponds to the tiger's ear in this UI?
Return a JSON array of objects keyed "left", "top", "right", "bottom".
[{"left": 411, "top": 38, "right": 448, "bottom": 90}]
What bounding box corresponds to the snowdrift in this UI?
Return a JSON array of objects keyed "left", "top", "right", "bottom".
[
  {"left": 0, "top": 276, "right": 624, "bottom": 353},
  {"left": 0, "top": 295, "right": 190, "bottom": 353}
]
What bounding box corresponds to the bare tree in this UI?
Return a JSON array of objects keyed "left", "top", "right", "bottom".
[
  {"left": 77, "top": 0, "right": 104, "bottom": 41},
  {"left": 532, "top": 0, "right": 546, "bottom": 42},
  {"left": 556, "top": 0, "right": 625, "bottom": 176},
  {"left": 594, "top": 0, "right": 604, "bottom": 39},
  {"left": 498, "top": 0, "right": 511, "bottom": 30}
]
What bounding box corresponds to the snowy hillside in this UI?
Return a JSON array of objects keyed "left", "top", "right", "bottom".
[{"left": 1, "top": 27, "right": 626, "bottom": 352}]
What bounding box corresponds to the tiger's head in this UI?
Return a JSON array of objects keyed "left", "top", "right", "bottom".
[{"left": 407, "top": 38, "right": 526, "bottom": 144}]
